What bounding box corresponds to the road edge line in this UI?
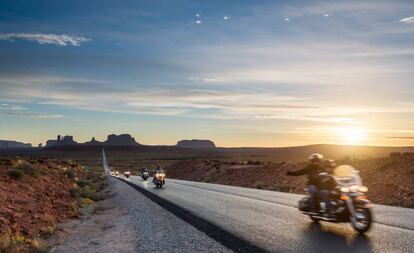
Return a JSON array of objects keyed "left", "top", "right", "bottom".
[{"left": 114, "top": 177, "right": 269, "bottom": 253}]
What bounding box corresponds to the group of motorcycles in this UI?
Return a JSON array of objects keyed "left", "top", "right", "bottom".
[
  {"left": 110, "top": 167, "right": 166, "bottom": 188},
  {"left": 298, "top": 165, "right": 373, "bottom": 234},
  {"left": 111, "top": 158, "right": 372, "bottom": 234},
  {"left": 140, "top": 168, "right": 166, "bottom": 188}
]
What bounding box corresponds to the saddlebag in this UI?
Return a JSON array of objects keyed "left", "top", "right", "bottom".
[{"left": 299, "top": 197, "right": 311, "bottom": 211}]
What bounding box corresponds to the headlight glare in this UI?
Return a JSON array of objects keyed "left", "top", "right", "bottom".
[
  {"left": 358, "top": 186, "right": 368, "bottom": 192},
  {"left": 350, "top": 185, "right": 359, "bottom": 192},
  {"left": 340, "top": 187, "right": 349, "bottom": 193}
]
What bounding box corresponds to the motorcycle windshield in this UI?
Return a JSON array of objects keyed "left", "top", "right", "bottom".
[{"left": 332, "top": 165, "right": 363, "bottom": 186}]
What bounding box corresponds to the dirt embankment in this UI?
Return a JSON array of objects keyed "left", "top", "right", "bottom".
[
  {"left": 0, "top": 157, "right": 106, "bottom": 252},
  {"left": 166, "top": 153, "right": 414, "bottom": 208}
]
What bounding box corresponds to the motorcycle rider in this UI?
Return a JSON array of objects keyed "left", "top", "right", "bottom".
[
  {"left": 154, "top": 165, "right": 162, "bottom": 174},
  {"left": 140, "top": 166, "right": 149, "bottom": 174},
  {"left": 318, "top": 159, "right": 337, "bottom": 215},
  {"left": 153, "top": 165, "right": 163, "bottom": 183},
  {"left": 287, "top": 153, "right": 325, "bottom": 212}
]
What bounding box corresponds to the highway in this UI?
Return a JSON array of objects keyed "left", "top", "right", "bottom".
[{"left": 104, "top": 153, "right": 414, "bottom": 252}]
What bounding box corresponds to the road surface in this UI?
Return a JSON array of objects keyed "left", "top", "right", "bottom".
[{"left": 104, "top": 154, "right": 414, "bottom": 252}]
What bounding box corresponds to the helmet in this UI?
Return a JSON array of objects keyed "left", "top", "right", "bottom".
[{"left": 308, "top": 153, "right": 324, "bottom": 163}]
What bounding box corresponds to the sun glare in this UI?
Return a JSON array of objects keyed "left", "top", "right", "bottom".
[{"left": 339, "top": 127, "right": 367, "bottom": 144}]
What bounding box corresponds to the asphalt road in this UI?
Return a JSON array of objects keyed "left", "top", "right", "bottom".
[
  {"left": 103, "top": 151, "right": 414, "bottom": 252},
  {"left": 114, "top": 175, "right": 414, "bottom": 253}
]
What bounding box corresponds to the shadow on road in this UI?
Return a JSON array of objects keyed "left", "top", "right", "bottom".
[{"left": 299, "top": 223, "right": 373, "bottom": 253}]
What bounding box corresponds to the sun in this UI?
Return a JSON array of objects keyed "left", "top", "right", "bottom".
[{"left": 339, "top": 127, "right": 367, "bottom": 144}]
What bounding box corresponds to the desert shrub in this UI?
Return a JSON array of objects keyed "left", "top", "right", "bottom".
[
  {"left": 254, "top": 161, "right": 262, "bottom": 165},
  {"left": 65, "top": 170, "right": 74, "bottom": 179},
  {"left": 37, "top": 158, "right": 47, "bottom": 164},
  {"left": 0, "top": 231, "right": 12, "bottom": 252},
  {"left": 7, "top": 169, "right": 24, "bottom": 179},
  {"left": 69, "top": 187, "right": 80, "bottom": 198},
  {"left": 76, "top": 179, "right": 93, "bottom": 188},
  {"left": 1, "top": 158, "right": 13, "bottom": 166},
  {"left": 70, "top": 185, "right": 104, "bottom": 202},
  {"left": 79, "top": 197, "right": 95, "bottom": 206},
  {"left": 14, "top": 161, "right": 44, "bottom": 177},
  {"left": 402, "top": 200, "right": 414, "bottom": 208},
  {"left": 254, "top": 181, "right": 265, "bottom": 189},
  {"left": 271, "top": 184, "right": 291, "bottom": 193},
  {"left": 30, "top": 238, "right": 48, "bottom": 252}
]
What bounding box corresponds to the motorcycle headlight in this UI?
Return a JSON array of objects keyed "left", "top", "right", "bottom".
[
  {"left": 358, "top": 186, "right": 368, "bottom": 193},
  {"left": 340, "top": 187, "right": 349, "bottom": 193},
  {"left": 349, "top": 185, "right": 359, "bottom": 192}
]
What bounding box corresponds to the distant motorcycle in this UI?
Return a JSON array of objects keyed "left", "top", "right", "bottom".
[
  {"left": 298, "top": 165, "right": 373, "bottom": 234},
  {"left": 141, "top": 171, "right": 149, "bottom": 180},
  {"left": 153, "top": 172, "right": 166, "bottom": 188},
  {"left": 124, "top": 171, "right": 131, "bottom": 179}
]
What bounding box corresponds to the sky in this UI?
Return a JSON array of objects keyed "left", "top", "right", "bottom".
[{"left": 1, "top": 0, "right": 414, "bottom": 147}]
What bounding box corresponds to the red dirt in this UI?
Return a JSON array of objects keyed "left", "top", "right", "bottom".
[
  {"left": 0, "top": 158, "right": 86, "bottom": 239},
  {"left": 166, "top": 153, "right": 414, "bottom": 208}
]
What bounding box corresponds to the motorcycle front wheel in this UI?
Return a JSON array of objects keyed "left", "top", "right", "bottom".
[{"left": 351, "top": 208, "right": 372, "bottom": 234}]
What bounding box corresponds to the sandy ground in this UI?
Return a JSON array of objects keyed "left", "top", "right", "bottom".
[{"left": 48, "top": 191, "right": 137, "bottom": 253}]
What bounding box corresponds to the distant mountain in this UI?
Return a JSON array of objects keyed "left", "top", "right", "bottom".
[
  {"left": 177, "top": 139, "right": 216, "bottom": 149},
  {"left": 45, "top": 134, "right": 140, "bottom": 147},
  {"left": 0, "top": 140, "right": 32, "bottom": 148},
  {"left": 46, "top": 135, "right": 77, "bottom": 147},
  {"left": 104, "top": 134, "right": 140, "bottom": 146},
  {"left": 84, "top": 137, "right": 102, "bottom": 145}
]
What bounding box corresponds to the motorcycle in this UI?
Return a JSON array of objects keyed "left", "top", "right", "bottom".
[
  {"left": 124, "top": 171, "right": 131, "bottom": 179},
  {"left": 298, "top": 165, "right": 373, "bottom": 234},
  {"left": 153, "top": 172, "right": 166, "bottom": 188},
  {"left": 141, "top": 171, "right": 149, "bottom": 180}
]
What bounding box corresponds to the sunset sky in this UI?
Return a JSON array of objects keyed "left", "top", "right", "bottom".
[{"left": 1, "top": 0, "right": 414, "bottom": 147}]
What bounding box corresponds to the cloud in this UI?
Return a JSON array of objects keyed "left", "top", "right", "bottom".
[
  {"left": 255, "top": 115, "right": 355, "bottom": 123},
  {"left": 0, "top": 33, "right": 91, "bottom": 46},
  {"left": 399, "top": 16, "right": 414, "bottom": 24},
  {"left": 386, "top": 136, "right": 414, "bottom": 139},
  {"left": 196, "top": 20, "right": 202, "bottom": 24},
  {"left": 224, "top": 16, "right": 230, "bottom": 20},
  {"left": 0, "top": 103, "right": 63, "bottom": 119}
]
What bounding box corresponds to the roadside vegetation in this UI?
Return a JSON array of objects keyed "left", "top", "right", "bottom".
[{"left": 0, "top": 157, "right": 107, "bottom": 253}]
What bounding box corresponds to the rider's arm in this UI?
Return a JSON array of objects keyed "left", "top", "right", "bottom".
[{"left": 287, "top": 166, "right": 309, "bottom": 176}]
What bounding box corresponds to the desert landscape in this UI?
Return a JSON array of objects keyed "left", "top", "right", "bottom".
[
  {"left": 1, "top": 139, "right": 414, "bottom": 252},
  {"left": 2, "top": 1, "right": 414, "bottom": 252}
]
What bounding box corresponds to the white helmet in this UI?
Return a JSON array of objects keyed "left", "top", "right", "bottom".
[{"left": 308, "top": 153, "right": 324, "bottom": 163}]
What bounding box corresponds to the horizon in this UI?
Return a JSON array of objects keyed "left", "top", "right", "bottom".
[
  {"left": 3, "top": 133, "right": 414, "bottom": 148},
  {"left": 1, "top": 0, "right": 414, "bottom": 147}
]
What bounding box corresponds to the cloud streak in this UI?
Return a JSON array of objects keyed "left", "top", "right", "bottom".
[
  {"left": 0, "top": 33, "right": 91, "bottom": 46},
  {"left": 399, "top": 16, "right": 414, "bottom": 24},
  {"left": 0, "top": 103, "right": 63, "bottom": 119},
  {"left": 386, "top": 136, "right": 414, "bottom": 139}
]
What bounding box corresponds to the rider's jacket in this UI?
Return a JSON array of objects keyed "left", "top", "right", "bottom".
[{"left": 288, "top": 163, "right": 325, "bottom": 186}]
